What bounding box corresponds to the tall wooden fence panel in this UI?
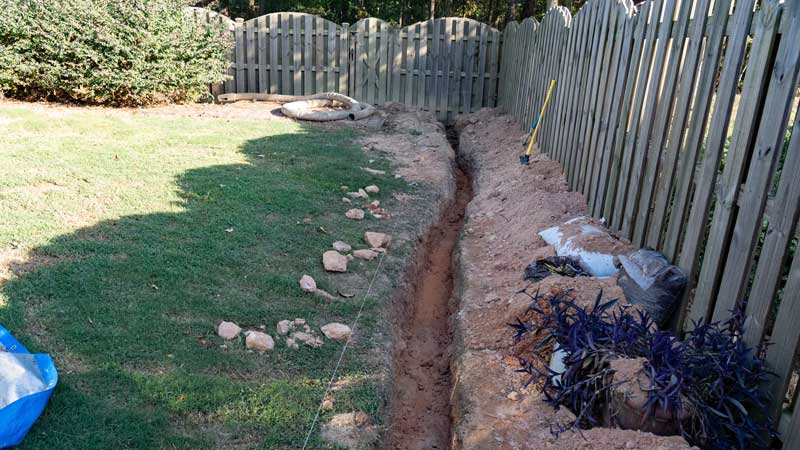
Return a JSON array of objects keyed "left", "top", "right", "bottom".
[
  {"left": 498, "top": 0, "right": 800, "bottom": 439},
  {"left": 189, "top": 10, "right": 502, "bottom": 120}
]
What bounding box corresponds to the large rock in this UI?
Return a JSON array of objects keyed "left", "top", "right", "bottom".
[
  {"left": 353, "top": 249, "right": 378, "bottom": 260},
  {"left": 323, "top": 251, "right": 348, "bottom": 272},
  {"left": 345, "top": 209, "right": 365, "bottom": 220},
  {"left": 364, "top": 231, "right": 391, "bottom": 249},
  {"left": 321, "top": 323, "right": 352, "bottom": 341},
  {"left": 299, "top": 275, "right": 317, "bottom": 292},
  {"left": 245, "top": 331, "right": 274, "bottom": 352},
  {"left": 217, "top": 321, "right": 241, "bottom": 340}
]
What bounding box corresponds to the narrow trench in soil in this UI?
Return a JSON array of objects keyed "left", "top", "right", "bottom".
[{"left": 384, "top": 126, "right": 472, "bottom": 450}]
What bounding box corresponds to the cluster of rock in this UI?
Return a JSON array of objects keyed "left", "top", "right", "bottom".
[
  {"left": 277, "top": 318, "right": 324, "bottom": 349},
  {"left": 216, "top": 321, "right": 274, "bottom": 352},
  {"left": 319, "top": 231, "right": 392, "bottom": 274},
  {"left": 215, "top": 319, "right": 351, "bottom": 352},
  {"left": 342, "top": 185, "right": 385, "bottom": 220}
]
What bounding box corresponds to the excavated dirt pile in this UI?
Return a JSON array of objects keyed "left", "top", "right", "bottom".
[{"left": 449, "top": 108, "right": 695, "bottom": 450}]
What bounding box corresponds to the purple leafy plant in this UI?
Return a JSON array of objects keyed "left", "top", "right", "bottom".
[{"left": 511, "top": 288, "right": 777, "bottom": 450}]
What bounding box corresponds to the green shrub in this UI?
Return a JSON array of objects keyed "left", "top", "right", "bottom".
[{"left": 0, "top": 0, "right": 232, "bottom": 105}]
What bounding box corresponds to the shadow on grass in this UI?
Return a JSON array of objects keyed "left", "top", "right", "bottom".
[{"left": 0, "top": 124, "right": 402, "bottom": 450}]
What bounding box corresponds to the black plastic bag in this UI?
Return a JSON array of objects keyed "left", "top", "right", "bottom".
[
  {"left": 616, "top": 249, "right": 687, "bottom": 327},
  {"left": 524, "top": 256, "right": 590, "bottom": 282}
]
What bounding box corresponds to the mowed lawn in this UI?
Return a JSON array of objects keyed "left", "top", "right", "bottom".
[{"left": 0, "top": 104, "right": 405, "bottom": 449}]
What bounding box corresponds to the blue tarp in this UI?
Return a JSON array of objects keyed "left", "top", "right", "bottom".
[{"left": 0, "top": 325, "right": 57, "bottom": 449}]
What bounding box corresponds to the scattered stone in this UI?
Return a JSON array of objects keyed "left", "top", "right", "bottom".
[
  {"left": 365, "top": 185, "right": 380, "bottom": 193},
  {"left": 245, "top": 331, "right": 274, "bottom": 352},
  {"left": 507, "top": 391, "right": 520, "bottom": 401},
  {"left": 361, "top": 167, "right": 386, "bottom": 175},
  {"left": 321, "top": 323, "right": 352, "bottom": 341},
  {"left": 314, "top": 288, "right": 338, "bottom": 301},
  {"left": 303, "top": 324, "right": 311, "bottom": 333},
  {"left": 347, "top": 190, "right": 368, "bottom": 199},
  {"left": 277, "top": 320, "right": 292, "bottom": 336},
  {"left": 342, "top": 197, "right": 352, "bottom": 203},
  {"left": 345, "top": 209, "right": 365, "bottom": 220},
  {"left": 332, "top": 241, "right": 352, "bottom": 252},
  {"left": 322, "top": 399, "right": 334, "bottom": 410},
  {"left": 286, "top": 338, "right": 299, "bottom": 350},
  {"left": 353, "top": 249, "right": 378, "bottom": 260},
  {"left": 346, "top": 254, "right": 354, "bottom": 261},
  {"left": 323, "top": 250, "right": 348, "bottom": 272},
  {"left": 294, "top": 318, "right": 306, "bottom": 326},
  {"left": 217, "top": 321, "right": 241, "bottom": 340},
  {"left": 299, "top": 275, "right": 317, "bottom": 292},
  {"left": 364, "top": 232, "right": 391, "bottom": 249},
  {"left": 369, "top": 200, "right": 380, "bottom": 207},
  {"left": 293, "top": 332, "right": 323, "bottom": 348}
]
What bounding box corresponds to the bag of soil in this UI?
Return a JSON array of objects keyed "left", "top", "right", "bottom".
[
  {"left": 524, "top": 256, "right": 589, "bottom": 281},
  {"left": 538, "top": 217, "right": 632, "bottom": 277},
  {"left": 616, "top": 249, "right": 687, "bottom": 327}
]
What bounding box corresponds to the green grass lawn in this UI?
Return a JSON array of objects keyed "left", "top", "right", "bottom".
[{"left": 0, "top": 104, "right": 408, "bottom": 449}]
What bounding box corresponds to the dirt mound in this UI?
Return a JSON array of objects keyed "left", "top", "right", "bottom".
[{"left": 450, "top": 108, "right": 694, "bottom": 450}]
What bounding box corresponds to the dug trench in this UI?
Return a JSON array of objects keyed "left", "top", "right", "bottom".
[{"left": 382, "top": 126, "right": 473, "bottom": 450}]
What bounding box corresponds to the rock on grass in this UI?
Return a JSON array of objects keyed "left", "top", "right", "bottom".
[
  {"left": 364, "top": 232, "right": 391, "bottom": 249},
  {"left": 321, "top": 323, "right": 352, "bottom": 341},
  {"left": 299, "top": 275, "right": 317, "bottom": 292},
  {"left": 217, "top": 321, "right": 241, "bottom": 340},
  {"left": 353, "top": 249, "right": 378, "bottom": 260},
  {"left": 245, "top": 331, "right": 274, "bottom": 352},
  {"left": 346, "top": 209, "right": 365, "bottom": 220},
  {"left": 277, "top": 320, "right": 292, "bottom": 335},
  {"left": 333, "top": 241, "right": 352, "bottom": 252},
  {"left": 323, "top": 250, "right": 348, "bottom": 272}
]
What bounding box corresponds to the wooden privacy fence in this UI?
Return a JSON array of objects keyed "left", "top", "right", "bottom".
[
  {"left": 499, "top": 0, "right": 800, "bottom": 441},
  {"left": 188, "top": 8, "right": 502, "bottom": 119}
]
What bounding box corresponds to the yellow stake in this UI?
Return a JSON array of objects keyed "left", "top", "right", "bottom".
[{"left": 524, "top": 79, "right": 557, "bottom": 158}]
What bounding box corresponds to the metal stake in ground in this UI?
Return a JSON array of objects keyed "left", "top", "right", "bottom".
[{"left": 520, "top": 79, "right": 556, "bottom": 166}]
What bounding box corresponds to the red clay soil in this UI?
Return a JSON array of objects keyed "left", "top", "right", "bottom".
[
  {"left": 449, "top": 108, "right": 696, "bottom": 450},
  {"left": 384, "top": 167, "right": 473, "bottom": 450}
]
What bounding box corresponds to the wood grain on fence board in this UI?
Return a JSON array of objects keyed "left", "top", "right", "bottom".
[{"left": 686, "top": 0, "right": 778, "bottom": 326}]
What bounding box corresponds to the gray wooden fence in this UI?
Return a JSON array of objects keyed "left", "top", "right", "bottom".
[
  {"left": 499, "top": 0, "right": 800, "bottom": 441},
  {"left": 188, "top": 9, "right": 502, "bottom": 120}
]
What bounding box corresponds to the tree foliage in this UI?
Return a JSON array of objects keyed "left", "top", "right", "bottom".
[{"left": 200, "top": 0, "right": 588, "bottom": 28}]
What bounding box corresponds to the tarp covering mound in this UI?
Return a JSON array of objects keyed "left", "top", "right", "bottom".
[{"left": 0, "top": 325, "right": 57, "bottom": 449}]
